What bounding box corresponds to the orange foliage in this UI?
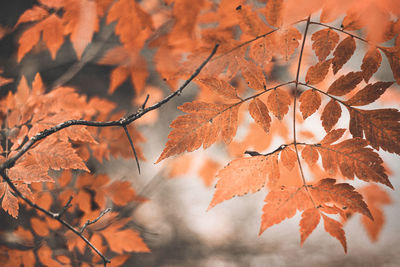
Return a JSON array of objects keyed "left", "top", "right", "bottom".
[{"left": 1, "top": 0, "right": 399, "bottom": 265}]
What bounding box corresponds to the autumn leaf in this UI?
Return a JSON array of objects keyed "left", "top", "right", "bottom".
[
  {"left": 236, "top": 57, "right": 267, "bottom": 90},
  {"left": 345, "top": 82, "right": 393, "bottom": 106},
  {"left": 305, "top": 59, "right": 331, "bottom": 85},
  {"left": 327, "top": 71, "right": 363, "bottom": 96},
  {"left": 360, "top": 184, "right": 392, "bottom": 242},
  {"left": 311, "top": 29, "right": 339, "bottom": 61},
  {"left": 197, "top": 78, "right": 240, "bottom": 100},
  {"left": 348, "top": 108, "right": 400, "bottom": 155},
  {"left": 281, "top": 146, "right": 297, "bottom": 170},
  {"left": 101, "top": 219, "right": 150, "bottom": 254},
  {"left": 259, "top": 186, "right": 310, "bottom": 235},
  {"left": 322, "top": 214, "right": 347, "bottom": 253},
  {"left": 208, "top": 156, "right": 270, "bottom": 210},
  {"left": 267, "top": 88, "right": 291, "bottom": 120},
  {"left": 248, "top": 98, "right": 271, "bottom": 133},
  {"left": 321, "top": 99, "right": 342, "bottom": 132},
  {"left": 332, "top": 36, "right": 356, "bottom": 74},
  {"left": 156, "top": 101, "right": 241, "bottom": 162},
  {"left": 301, "top": 145, "right": 319, "bottom": 167},
  {"left": 300, "top": 208, "right": 320, "bottom": 245},
  {"left": 299, "top": 89, "right": 321, "bottom": 119},
  {"left": 361, "top": 48, "right": 382, "bottom": 83},
  {"left": 310, "top": 178, "right": 372, "bottom": 220},
  {"left": 17, "top": 14, "right": 64, "bottom": 61},
  {"left": 316, "top": 137, "right": 392, "bottom": 188}
]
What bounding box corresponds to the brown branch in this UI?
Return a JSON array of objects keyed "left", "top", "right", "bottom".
[{"left": 293, "top": 16, "right": 317, "bottom": 207}]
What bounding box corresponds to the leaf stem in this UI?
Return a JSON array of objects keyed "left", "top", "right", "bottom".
[{"left": 293, "top": 16, "right": 317, "bottom": 207}]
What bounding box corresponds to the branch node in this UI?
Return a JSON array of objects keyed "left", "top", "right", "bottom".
[{"left": 80, "top": 208, "right": 111, "bottom": 234}]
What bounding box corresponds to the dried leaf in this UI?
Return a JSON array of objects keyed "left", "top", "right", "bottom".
[
  {"left": 156, "top": 101, "right": 241, "bottom": 162},
  {"left": 299, "top": 89, "right": 321, "bottom": 119},
  {"left": 197, "top": 78, "right": 240, "bottom": 100},
  {"left": 317, "top": 138, "right": 392, "bottom": 188},
  {"left": 236, "top": 57, "right": 267, "bottom": 90},
  {"left": 346, "top": 82, "right": 393, "bottom": 106},
  {"left": 208, "top": 156, "right": 269, "bottom": 210},
  {"left": 249, "top": 98, "right": 271, "bottom": 133},
  {"left": 332, "top": 36, "right": 356, "bottom": 74},
  {"left": 305, "top": 59, "right": 331, "bottom": 85},
  {"left": 322, "top": 214, "right": 347, "bottom": 253},
  {"left": 311, "top": 29, "right": 339, "bottom": 61},
  {"left": 320, "top": 128, "right": 346, "bottom": 145},
  {"left": 361, "top": 48, "right": 382, "bottom": 83},
  {"left": 327, "top": 71, "right": 363, "bottom": 96},
  {"left": 321, "top": 99, "right": 342, "bottom": 132},
  {"left": 301, "top": 145, "right": 319, "bottom": 167},
  {"left": 259, "top": 186, "right": 310, "bottom": 235},
  {"left": 348, "top": 108, "right": 400, "bottom": 155},
  {"left": 267, "top": 88, "right": 291, "bottom": 120},
  {"left": 281, "top": 147, "right": 297, "bottom": 171},
  {"left": 300, "top": 208, "right": 320, "bottom": 245}
]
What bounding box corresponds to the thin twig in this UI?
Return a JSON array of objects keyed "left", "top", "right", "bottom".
[
  {"left": 80, "top": 208, "right": 111, "bottom": 234},
  {"left": 55, "top": 195, "right": 73, "bottom": 219},
  {"left": 293, "top": 16, "right": 317, "bottom": 207},
  {"left": 122, "top": 124, "right": 141, "bottom": 174}
]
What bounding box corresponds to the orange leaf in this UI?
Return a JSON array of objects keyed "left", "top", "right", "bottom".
[
  {"left": 63, "top": 0, "right": 97, "bottom": 59},
  {"left": 107, "top": 0, "right": 153, "bottom": 49},
  {"left": 316, "top": 139, "right": 392, "bottom": 188},
  {"left": 105, "top": 181, "right": 138, "bottom": 206},
  {"left": 300, "top": 208, "right": 320, "bottom": 245},
  {"left": 31, "top": 218, "right": 49, "bottom": 237},
  {"left": 320, "top": 128, "right": 346, "bottom": 145},
  {"left": 327, "top": 71, "right": 363, "bottom": 96},
  {"left": 236, "top": 57, "right": 267, "bottom": 90},
  {"left": 381, "top": 47, "right": 400, "bottom": 85},
  {"left": 156, "top": 101, "right": 241, "bottom": 162},
  {"left": 346, "top": 82, "right": 393, "bottom": 106},
  {"left": 267, "top": 88, "right": 291, "bottom": 120},
  {"left": 30, "top": 138, "right": 88, "bottom": 171},
  {"left": 321, "top": 99, "right": 342, "bottom": 132},
  {"left": 360, "top": 184, "right": 392, "bottom": 242},
  {"left": 311, "top": 178, "right": 372, "bottom": 220},
  {"left": 332, "top": 36, "right": 356, "bottom": 74},
  {"left": 275, "top": 27, "right": 302, "bottom": 61},
  {"left": 2, "top": 185, "right": 19, "bottom": 218},
  {"left": 102, "top": 222, "right": 150, "bottom": 254},
  {"left": 311, "top": 29, "right": 339, "bottom": 61},
  {"left": 248, "top": 98, "right": 271, "bottom": 133},
  {"left": 8, "top": 155, "right": 53, "bottom": 183},
  {"left": 305, "top": 59, "right": 331, "bottom": 85},
  {"left": 299, "top": 89, "right": 321, "bottom": 119},
  {"left": 361, "top": 48, "right": 382, "bottom": 83},
  {"left": 322, "top": 214, "right": 347, "bottom": 253},
  {"left": 198, "top": 158, "right": 220, "bottom": 187},
  {"left": 197, "top": 78, "right": 240, "bottom": 100},
  {"left": 264, "top": 0, "right": 283, "bottom": 27},
  {"left": 17, "top": 14, "right": 64, "bottom": 61},
  {"left": 348, "top": 108, "right": 400, "bottom": 155},
  {"left": 280, "top": 146, "right": 297, "bottom": 171},
  {"left": 301, "top": 145, "right": 319, "bottom": 167},
  {"left": 249, "top": 37, "right": 274, "bottom": 66},
  {"left": 208, "top": 156, "right": 269, "bottom": 210},
  {"left": 15, "top": 6, "right": 49, "bottom": 27},
  {"left": 259, "top": 186, "right": 310, "bottom": 235}
]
